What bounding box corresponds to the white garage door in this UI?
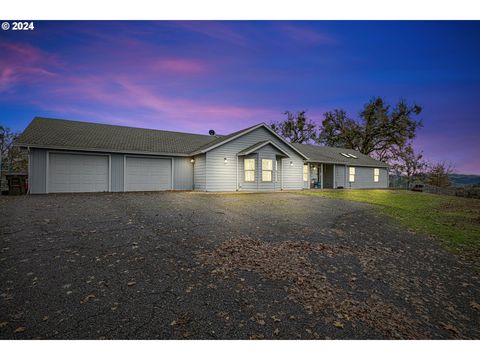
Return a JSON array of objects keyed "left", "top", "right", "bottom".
[
  {"left": 125, "top": 157, "right": 172, "bottom": 191},
  {"left": 48, "top": 153, "right": 109, "bottom": 193}
]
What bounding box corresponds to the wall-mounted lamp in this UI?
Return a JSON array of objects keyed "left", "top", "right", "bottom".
[
  {"left": 224, "top": 157, "right": 228, "bottom": 164},
  {"left": 190, "top": 158, "right": 195, "bottom": 164},
  {"left": 290, "top": 161, "right": 293, "bottom": 167}
]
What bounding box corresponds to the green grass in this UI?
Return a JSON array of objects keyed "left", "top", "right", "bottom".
[{"left": 302, "top": 189, "right": 480, "bottom": 258}]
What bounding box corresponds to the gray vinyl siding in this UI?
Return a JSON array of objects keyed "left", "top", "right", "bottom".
[
  {"left": 345, "top": 166, "right": 388, "bottom": 189},
  {"left": 193, "top": 154, "right": 206, "bottom": 191},
  {"left": 30, "top": 148, "right": 47, "bottom": 194},
  {"left": 206, "top": 127, "right": 304, "bottom": 192},
  {"left": 281, "top": 156, "right": 304, "bottom": 190},
  {"left": 174, "top": 157, "right": 193, "bottom": 190},
  {"left": 110, "top": 154, "right": 124, "bottom": 192}
]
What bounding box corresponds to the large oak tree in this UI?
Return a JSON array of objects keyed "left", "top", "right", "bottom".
[{"left": 318, "top": 97, "right": 423, "bottom": 162}]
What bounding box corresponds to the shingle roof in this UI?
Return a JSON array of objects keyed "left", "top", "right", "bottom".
[
  {"left": 292, "top": 143, "right": 389, "bottom": 168},
  {"left": 16, "top": 117, "right": 220, "bottom": 155},
  {"left": 16, "top": 117, "right": 387, "bottom": 168}
]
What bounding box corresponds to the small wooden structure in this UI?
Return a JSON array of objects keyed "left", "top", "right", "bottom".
[{"left": 5, "top": 173, "right": 28, "bottom": 195}]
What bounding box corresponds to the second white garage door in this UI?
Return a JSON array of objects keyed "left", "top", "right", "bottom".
[{"left": 125, "top": 157, "right": 172, "bottom": 191}]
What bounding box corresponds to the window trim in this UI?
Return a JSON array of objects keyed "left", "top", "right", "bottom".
[
  {"left": 349, "top": 166, "right": 355, "bottom": 182},
  {"left": 303, "top": 164, "right": 309, "bottom": 182},
  {"left": 373, "top": 168, "right": 380, "bottom": 183},
  {"left": 244, "top": 158, "right": 255, "bottom": 182},
  {"left": 261, "top": 159, "right": 273, "bottom": 183}
]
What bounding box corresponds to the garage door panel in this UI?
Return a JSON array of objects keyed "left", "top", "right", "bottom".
[
  {"left": 48, "top": 153, "right": 109, "bottom": 193},
  {"left": 125, "top": 157, "right": 172, "bottom": 191}
]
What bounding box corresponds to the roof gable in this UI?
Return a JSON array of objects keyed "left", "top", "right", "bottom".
[
  {"left": 192, "top": 123, "right": 308, "bottom": 159},
  {"left": 237, "top": 140, "right": 290, "bottom": 157}
]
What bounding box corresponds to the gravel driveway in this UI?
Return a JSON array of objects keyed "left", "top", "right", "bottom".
[{"left": 0, "top": 192, "right": 479, "bottom": 339}]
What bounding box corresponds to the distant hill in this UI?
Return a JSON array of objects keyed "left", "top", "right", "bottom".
[{"left": 449, "top": 174, "right": 480, "bottom": 187}]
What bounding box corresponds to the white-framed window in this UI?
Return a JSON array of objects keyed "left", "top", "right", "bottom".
[
  {"left": 244, "top": 158, "right": 255, "bottom": 182},
  {"left": 349, "top": 167, "right": 355, "bottom": 182},
  {"left": 374, "top": 168, "right": 380, "bottom": 182},
  {"left": 262, "top": 159, "right": 273, "bottom": 182},
  {"left": 303, "top": 164, "right": 309, "bottom": 181}
]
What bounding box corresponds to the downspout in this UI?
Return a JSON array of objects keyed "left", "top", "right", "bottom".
[
  {"left": 256, "top": 153, "right": 259, "bottom": 192},
  {"left": 320, "top": 163, "right": 323, "bottom": 189},
  {"left": 281, "top": 158, "right": 284, "bottom": 190},
  {"left": 27, "top": 146, "right": 31, "bottom": 194},
  {"left": 345, "top": 164, "right": 348, "bottom": 188},
  {"left": 333, "top": 164, "right": 336, "bottom": 189},
  {"left": 0, "top": 146, "right": 2, "bottom": 197},
  {"left": 235, "top": 155, "right": 239, "bottom": 191}
]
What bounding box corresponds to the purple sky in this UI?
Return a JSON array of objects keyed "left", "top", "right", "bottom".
[{"left": 1, "top": 21, "right": 479, "bottom": 174}]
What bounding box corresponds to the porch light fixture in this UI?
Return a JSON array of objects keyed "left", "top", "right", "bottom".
[
  {"left": 190, "top": 158, "right": 195, "bottom": 163},
  {"left": 224, "top": 157, "right": 228, "bottom": 164},
  {"left": 290, "top": 161, "right": 293, "bottom": 166}
]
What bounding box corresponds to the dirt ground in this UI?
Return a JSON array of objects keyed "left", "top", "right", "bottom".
[{"left": 0, "top": 192, "right": 479, "bottom": 339}]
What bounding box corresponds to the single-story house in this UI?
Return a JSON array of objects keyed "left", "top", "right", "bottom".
[{"left": 16, "top": 117, "right": 389, "bottom": 194}]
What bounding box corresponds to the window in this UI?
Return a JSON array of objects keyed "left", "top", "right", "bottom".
[
  {"left": 303, "top": 164, "right": 309, "bottom": 181},
  {"left": 244, "top": 158, "right": 255, "bottom": 182},
  {"left": 262, "top": 159, "right": 273, "bottom": 182},
  {"left": 349, "top": 167, "right": 355, "bottom": 182},
  {"left": 374, "top": 168, "right": 380, "bottom": 182}
]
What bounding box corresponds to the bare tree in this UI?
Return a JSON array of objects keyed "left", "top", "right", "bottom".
[
  {"left": 270, "top": 111, "right": 319, "bottom": 143},
  {"left": 425, "top": 161, "right": 455, "bottom": 188},
  {"left": 0, "top": 126, "right": 28, "bottom": 192},
  {"left": 389, "top": 143, "right": 427, "bottom": 188}
]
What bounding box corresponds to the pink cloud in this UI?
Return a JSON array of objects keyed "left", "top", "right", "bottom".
[
  {"left": 0, "top": 41, "right": 61, "bottom": 92},
  {"left": 28, "top": 73, "right": 279, "bottom": 134}
]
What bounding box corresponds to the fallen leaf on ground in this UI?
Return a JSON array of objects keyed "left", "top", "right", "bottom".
[
  {"left": 440, "top": 322, "right": 460, "bottom": 335},
  {"left": 334, "top": 321, "right": 344, "bottom": 329},
  {"left": 271, "top": 315, "right": 281, "bottom": 322},
  {"left": 14, "top": 326, "right": 26, "bottom": 333},
  {"left": 470, "top": 301, "right": 480, "bottom": 311},
  {"left": 127, "top": 282, "right": 136, "bottom": 286},
  {"left": 80, "top": 294, "right": 95, "bottom": 304},
  {"left": 0, "top": 321, "right": 8, "bottom": 327}
]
